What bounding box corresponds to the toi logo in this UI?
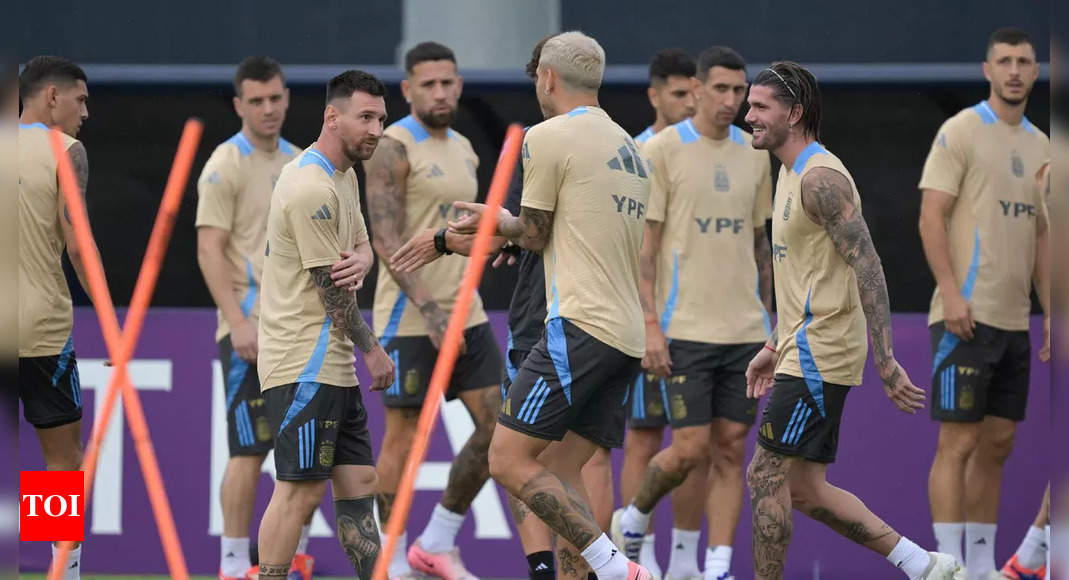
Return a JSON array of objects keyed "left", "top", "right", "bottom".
[{"left": 20, "top": 471, "right": 84, "bottom": 541}]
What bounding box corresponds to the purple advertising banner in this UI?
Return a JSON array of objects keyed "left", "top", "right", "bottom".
[{"left": 19, "top": 309, "right": 1048, "bottom": 578}]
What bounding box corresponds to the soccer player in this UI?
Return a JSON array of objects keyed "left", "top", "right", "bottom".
[
  {"left": 613, "top": 46, "right": 773, "bottom": 580},
  {"left": 618, "top": 48, "right": 701, "bottom": 580},
  {"left": 449, "top": 31, "right": 652, "bottom": 580},
  {"left": 255, "top": 70, "right": 395, "bottom": 580},
  {"left": 18, "top": 55, "right": 102, "bottom": 580},
  {"left": 363, "top": 42, "right": 504, "bottom": 580},
  {"left": 195, "top": 56, "right": 312, "bottom": 580},
  {"left": 742, "top": 61, "right": 959, "bottom": 579},
  {"left": 387, "top": 36, "right": 615, "bottom": 580},
  {"left": 919, "top": 28, "right": 1049, "bottom": 580}
]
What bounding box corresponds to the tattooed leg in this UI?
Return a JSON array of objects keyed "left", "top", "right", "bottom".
[
  {"left": 557, "top": 544, "right": 594, "bottom": 580},
  {"left": 789, "top": 461, "right": 900, "bottom": 556},
  {"left": 747, "top": 447, "right": 795, "bottom": 580},
  {"left": 258, "top": 563, "right": 291, "bottom": 580},
  {"left": 440, "top": 385, "right": 500, "bottom": 513},
  {"left": 335, "top": 496, "right": 382, "bottom": 580},
  {"left": 633, "top": 424, "right": 711, "bottom": 513},
  {"left": 509, "top": 492, "right": 557, "bottom": 556}
]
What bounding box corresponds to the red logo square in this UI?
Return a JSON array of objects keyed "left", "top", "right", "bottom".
[{"left": 20, "top": 471, "right": 84, "bottom": 542}]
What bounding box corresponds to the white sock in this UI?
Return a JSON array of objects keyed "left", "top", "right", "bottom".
[
  {"left": 1014, "top": 525, "right": 1047, "bottom": 569},
  {"left": 666, "top": 529, "right": 701, "bottom": 578},
  {"left": 932, "top": 522, "right": 965, "bottom": 565},
  {"left": 296, "top": 524, "right": 311, "bottom": 555},
  {"left": 1045, "top": 525, "right": 1050, "bottom": 573},
  {"left": 52, "top": 544, "right": 81, "bottom": 580},
  {"left": 420, "top": 503, "right": 466, "bottom": 553},
  {"left": 220, "top": 536, "right": 250, "bottom": 578},
  {"left": 382, "top": 530, "right": 410, "bottom": 576},
  {"left": 581, "top": 533, "right": 630, "bottom": 580},
  {"left": 639, "top": 534, "right": 661, "bottom": 577},
  {"left": 622, "top": 504, "right": 652, "bottom": 536},
  {"left": 965, "top": 522, "right": 997, "bottom": 576},
  {"left": 703, "top": 545, "right": 733, "bottom": 580},
  {"left": 886, "top": 536, "right": 931, "bottom": 580}
]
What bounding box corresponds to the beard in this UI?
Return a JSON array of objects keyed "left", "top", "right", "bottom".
[
  {"left": 416, "top": 107, "right": 456, "bottom": 129},
  {"left": 994, "top": 83, "right": 1030, "bottom": 106},
  {"left": 751, "top": 124, "right": 788, "bottom": 151},
  {"left": 344, "top": 138, "right": 379, "bottom": 162}
]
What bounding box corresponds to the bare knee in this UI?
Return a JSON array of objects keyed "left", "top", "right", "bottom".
[
  {"left": 625, "top": 427, "right": 663, "bottom": 460},
  {"left": 711, "top": 430, "right": 746, "bottom": 478},
  {"left": 983, "top": 425, "right": 1016, "bottom": 465},
  {"left": 935, "top": 424, "right": 982, "bottom": 462},
  {"left": 488, "top": 434, "right": 516, "bottom": 488}
]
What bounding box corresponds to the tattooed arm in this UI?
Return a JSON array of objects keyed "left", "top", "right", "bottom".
[
  {"left": 800, "top": 167, "right": 924, "bottom": 413},
  {"left": 310, "top": 264, "right": 395, "bottom": 391},
  {"left": 57, "top": 141, "right": 102, "bottom": 297},
  {"left": 754, "top": 225, "right": 773, "bottom": 315},
  {"left": 1034, "top": 200, "right": 1051, "bottom": 362},
  {"left": 364, "top": 135, "right": 453, "bottom": 347},
  {"left": 447, "top": 202, "right": 554, "bottom": 252}
]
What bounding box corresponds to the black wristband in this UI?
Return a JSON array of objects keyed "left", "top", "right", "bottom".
[
  {"left": 434, "top": 228, "right": 453, "bottom": 255},
  {"left": 501, "top": 242, "right": 521, "bottom": 257}
]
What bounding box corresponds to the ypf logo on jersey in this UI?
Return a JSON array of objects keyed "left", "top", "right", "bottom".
[{"left": 20, "top": 471, "right": 84, "bottom": 541}]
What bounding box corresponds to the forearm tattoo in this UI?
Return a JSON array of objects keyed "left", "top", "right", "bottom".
[
  {"left": 310, "top": 266, "right": 379, "bottom": 353},
  {"left": 801, "top": 167, "right": 897, "bottom": 383},
  {"left": 335, "top": 496, "right": 381, "bottom": 580},
  {"left": 518, "top": 469, "right": 599, "bottom": 551},
  {"left": 754, "top": 227, "right": 773, "bottom": 312},
  {"left": 638, "top": 223, "right": 662, "bottom": 317},
  {"left": 500, "top": 207, "right": 553, "bottom": 251}
]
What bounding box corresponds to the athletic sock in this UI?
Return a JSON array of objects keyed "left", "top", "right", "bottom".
[
  {"left": 220, "top": 536, "right": 251, "bottom": 578},
  {"left": 420, "top": 503, "right": 466, "bottom": 553},
  {"left": 382, "top": 530, "right": 410, "bottom": 577},
  {"left": 886, "top": 536, "right": 931, "bottom": 580},
  {"left": 639, "top": 534, "right": 661, "bottom": 578},
  {"left": 1013, "top": 525, "right": 1047, "bottom": 569},
  {"left": 1045, "top": 525, "right": 1051, "bottom": 572},
  {"left": 665, "top": 529, "right": 701, "bottom": 578},
  {"left": 965, "top": 522, "right": 997, "bottom": 576},
  {"left": 52, "top": 544, "right": 82, "bottom": 580},
  {"left": 296, "top": 524, "right": 311, "bottom": 554},
  {"left": 932, "top": 522, "right": 964, "bottom": 565},
  {"left": 581, "top": 533, "right": 629, "bottom": 580},
  {"left": 703, "top": 545, "right": 733, "bottom": 580},
  {"left": 621, "top": 504, "right": 652, "bottom": 536},
  {"left": 526, "top": 550, "right": 556, "bottom": 580}
]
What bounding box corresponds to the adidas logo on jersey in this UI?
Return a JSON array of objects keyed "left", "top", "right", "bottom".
[
  {"left": 606, "top": 142, "right": 647, "bottom": 177},
  {"left": 311, "top": 204, "right": 332, "bottom": 220},
  {"left": 427, "top": 164, "right": 446, "bottom": 178}
]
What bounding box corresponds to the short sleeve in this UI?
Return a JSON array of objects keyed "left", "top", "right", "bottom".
[
  {"left": 520, "top": 124, "right": 564, "bottom": 212},
  {"left": 284, "top": 183, "right": 343, "bottom": 270},
  {"left": 644, "top": 137, "right": 671, "bottom": 222},
  {"left": 918, "top": 117, "right": 970, "bottom": 196},
  {"left": 195, "top": 147, "right": 239, "bottom": 230},
  {"left": 752, "top": 152, "right": 773, "bottom": 225}
]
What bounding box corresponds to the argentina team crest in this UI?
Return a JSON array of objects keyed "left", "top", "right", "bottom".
[
  {"left": 1011, "top": 150, "right": 1024, "bottom": 178},
  {"left": 403, "top": 369, "right": 421, "bottom": 395},
  {"left": 714, "top": 164, "right": 730, "bottom": 192},
  {"left": 319, "top": 439, "right": 335, "bottom": 467}
]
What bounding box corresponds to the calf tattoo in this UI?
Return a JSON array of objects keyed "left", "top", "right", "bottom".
[
  {"left": 258, "top": 563, "right": 290, "bottom": 580},
  {"left": 633, "top": 463, "right": 687, "bottom": 513},
  {"left": 519, "top": 469, "right": 599, "bottom": 550},
  {"left": 335, "top": 496, "right": 381, "bottom": 580},
  {"left": 748, "top": 448, "right": 793, "bottom": 579}
]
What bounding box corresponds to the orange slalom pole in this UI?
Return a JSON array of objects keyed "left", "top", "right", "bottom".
[
  {"left": 374, "top": 123, "right": 524, "bottom": 580},
  {"left": 47, "top": 119, "right": 202, "bottom": 580}
]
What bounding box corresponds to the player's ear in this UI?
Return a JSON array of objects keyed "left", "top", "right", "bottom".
[
  {"left": 282, "top": 87, "right": 291, "bottom": 110},
  {"left": 455, "top": 74, "right": 464, "bottom": 96},
  {"left": 982, "top": 61, "right": 992, "bottom": 84},
  {"left": 45, "top": 84, "right": 59, "bottom": 108},
  {"left": 232, "top": 95, "right": 242, "bottom": 117},
  {"left": 646, "top": 86, "right": 658, "bottom": 109},
  {"left": 324, "top": 103, "right": 338, "bottom": 130},
  {"left": 401, "top": 78, "right": 412, "bottom": 104}
]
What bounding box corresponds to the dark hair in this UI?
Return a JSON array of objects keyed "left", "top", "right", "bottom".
[
  {"left": 19, "top": 56, "right": 87, "bottom": 100},
  {"left": 988, "top": 27, "right": 1033, "bottom": 54},
  {"left": 326, "top": 69, "right": 387, "bottom": 106},
  {"left": 752, "top": 61, "right": 822, "bottom": 140},
  {"left": 526, "top": 36, "right": 552, "bottom": 79},
  {"left": 696, "top": 46, "right": 746, "bottom": 80},
  {"left": 404, "top": 42, "right": 456, "bottom": 74},
  {"left": 234, "top": 56, "right": 284, "bottom": 96},
  {"left": 648, "top": 49, "right": 696, "bottom": 85}
]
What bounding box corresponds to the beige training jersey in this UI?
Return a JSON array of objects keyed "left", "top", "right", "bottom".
[
  {"left": 919, "top": 100, "right": 1049, "bottom": 331},
  {"left": 521, "top": 106, "right": 651, "bottom": 358},
  {"left": 771, "top": 142, "right": 868, "bottom": 388},
  {"left": 645, "top": 120, "right": 772, "bottom": 344},
  {"left": 258, "top": 146, "right": 369, "bottom": 390},
  {"left": 196, "top": 131, "right": 298, "bottom": 342},
  {"left": 18, "top": 122, "right": 78, "bottom": 357},
  {"left": 372, "top": 116, "right": 488, "bottom": 340}
]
